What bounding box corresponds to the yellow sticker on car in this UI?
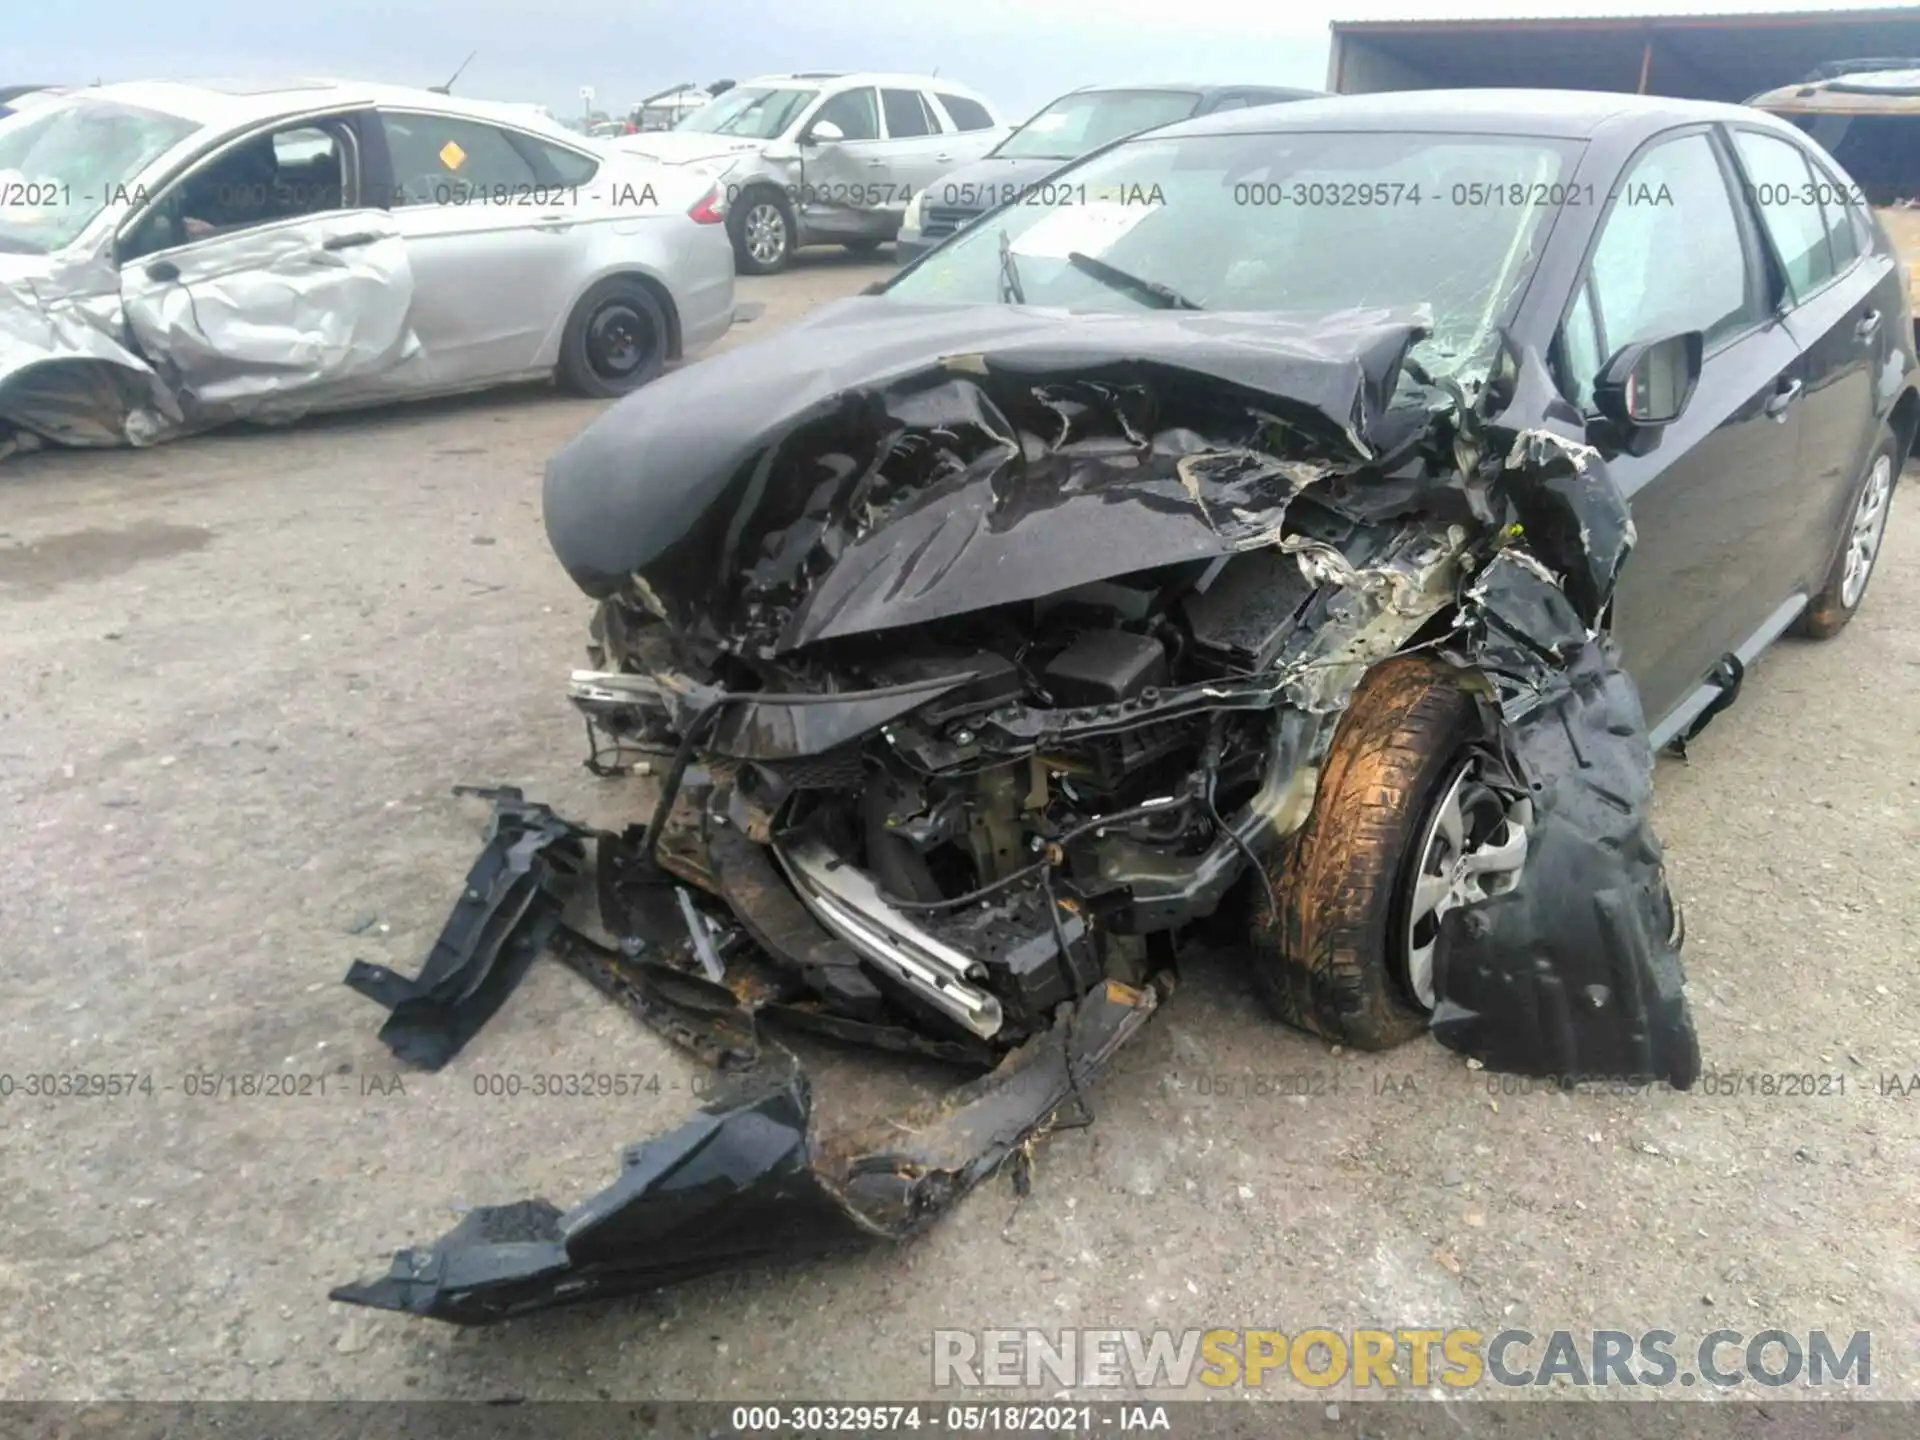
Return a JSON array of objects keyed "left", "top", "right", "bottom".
[{"left": 439, "top": 140, "right": 466, "bottom": 171}]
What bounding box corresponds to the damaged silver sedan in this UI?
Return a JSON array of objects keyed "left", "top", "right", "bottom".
[
  {"left": 335, "top": 91, "right": 1912, "bottom": 1323},
  {"left": 0, "top": 80, "right": 735, "bottom": 455}
]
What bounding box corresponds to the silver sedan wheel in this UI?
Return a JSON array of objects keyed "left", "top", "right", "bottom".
[
  {"left": 743, "top": 202, "right": 788, "bottom": 267},
  {"left": 1402, "top": 759, "right": 1530, "bottom": 1012},
  {"left": 1840, "top": 453, "right": 1893, "bottom": 610}
]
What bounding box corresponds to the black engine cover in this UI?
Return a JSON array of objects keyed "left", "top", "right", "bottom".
[{"left": 1041, "top": 631, "right": 1168, "bottom": 706}]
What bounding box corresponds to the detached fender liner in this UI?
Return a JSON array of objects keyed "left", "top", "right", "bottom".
[{"left": 1430, "top": 642, "right": 1700, "bottom": 1089}]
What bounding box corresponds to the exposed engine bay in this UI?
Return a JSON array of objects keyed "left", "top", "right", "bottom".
[
  {"left": 570, "top": 505, "right": 1464, "bottom": 1050},
  {"left": 333, "top": 301, "right": 1700, "bottom": 1324}
]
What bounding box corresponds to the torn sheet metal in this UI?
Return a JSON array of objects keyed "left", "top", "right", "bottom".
[
  {"left": 336, "top": 319, "right": 1707, "bottom": 1325},
  {"left": 542, "top": 302, "right": 1427, "bottom": 653},
  {"left": 0, "top": 212, "right": 418, "bottom": 450},
  {"left": 117, "top": 211, "right": 419, "bottom": 425},
  {"left": 0, "top": 251, "right": 177, "bottom": 447}
]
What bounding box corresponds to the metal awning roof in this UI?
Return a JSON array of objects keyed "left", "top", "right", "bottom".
[
  {"left": 1331, "top": 6, "right": 1920, "bottom": 99},
  {"left": 1334, "top": 6, "right": 1920, "bottom": 31}
]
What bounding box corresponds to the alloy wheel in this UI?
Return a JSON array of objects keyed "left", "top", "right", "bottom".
[
  {"left": 744, "top": 202, "right": 787, "bottom": 267},
  {"left": 1840, "top": 453, "right": 1893, "bottom": 610},
  {"left": 1401, "top": 758, "right": 1529, "bottom": 1011}
]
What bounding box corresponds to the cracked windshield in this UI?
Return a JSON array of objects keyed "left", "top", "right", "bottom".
[
  {"left": 887, "top": 129, "right": 1582, "bottom": 379},
  {"left": 0, "top": 98, "right": 197, "bottom": 253}
]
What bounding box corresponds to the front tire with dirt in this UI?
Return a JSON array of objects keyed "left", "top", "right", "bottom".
[{"left": 1247, "top": 654, "right": 1481, "bottom": 1050}]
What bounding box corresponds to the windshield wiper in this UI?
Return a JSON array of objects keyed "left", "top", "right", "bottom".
[
  {"left": 997, "top": 227, "right": 1025, "bottom": 305},
  {"left": 1064, "top": 250, "right": 1202, "bottom": 310}
]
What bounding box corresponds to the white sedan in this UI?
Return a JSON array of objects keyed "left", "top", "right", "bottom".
[{"left": 0, "top": 79, "right": 737, "bottom": 450}]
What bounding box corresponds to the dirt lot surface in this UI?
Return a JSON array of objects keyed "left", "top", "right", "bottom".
[{"left": 3, "top": 242, "right": 1917, "bottom": 1410}]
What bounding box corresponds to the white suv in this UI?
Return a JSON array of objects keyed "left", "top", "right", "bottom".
[{"left": 615, "top": 72, "right": 1008, "bottom": 272}]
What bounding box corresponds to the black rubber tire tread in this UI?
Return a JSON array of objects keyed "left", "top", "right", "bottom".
[
  {"left": 1793, "top": 425, "right": 1898, "bottom": 640},
  {"left": 557, "top": 277, "right": 669, "bottom": 399},
  {"left": 1248, "top": 653, "right": 1480, "bottom": 1050}
]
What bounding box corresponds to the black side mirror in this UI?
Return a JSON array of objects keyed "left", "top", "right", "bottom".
[{"left": 1593, "top": 330, "right": 1703, "bottom": 429}]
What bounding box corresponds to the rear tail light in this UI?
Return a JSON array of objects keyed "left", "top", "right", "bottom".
[{"left": 689, "top": 185, "right": 724, "bottom": 224}]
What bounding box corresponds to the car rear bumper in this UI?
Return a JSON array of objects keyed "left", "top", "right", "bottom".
[{"left": 676, "top": 224, "right": 737, "bottom": 354}]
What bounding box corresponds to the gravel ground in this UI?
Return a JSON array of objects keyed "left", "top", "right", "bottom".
[{"left": 2, "top": 242, "right": 1917, "bottom": 1408}]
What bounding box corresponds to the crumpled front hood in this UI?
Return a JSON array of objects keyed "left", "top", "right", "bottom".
[{"left": 542, "top": 299, "right": 1429, "bottom": 655}]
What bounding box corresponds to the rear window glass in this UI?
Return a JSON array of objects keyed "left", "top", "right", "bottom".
[
  {"left": 1787, "top": 112, "right": 1920, "bottom": 205},
  {"left": 936, "top": 94, "right": 995, "bottom": 132}
]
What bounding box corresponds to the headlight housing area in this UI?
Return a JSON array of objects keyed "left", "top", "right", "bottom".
[{"left": 902, "top": 188, "right": 926, "bottom": 231}]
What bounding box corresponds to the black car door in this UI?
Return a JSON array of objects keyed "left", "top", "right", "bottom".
[
  {"left": 1557, "top": 127, "right": 1807, "bottom": 734},
  {"left": 1728, "top": 126, "right": 1898, "bottom": 595}
]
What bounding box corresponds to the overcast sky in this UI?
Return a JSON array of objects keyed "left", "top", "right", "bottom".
[{"left": 11, "top": 0, "right": 1904, "bottom": 120}]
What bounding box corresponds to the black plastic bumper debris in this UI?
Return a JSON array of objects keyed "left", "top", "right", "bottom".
[
  {"left": 331, "top": 978, "right": 1158, "bottom": 1323},
  {"left": 343, "top": 786, "right": 589, "bottom": 1070}
]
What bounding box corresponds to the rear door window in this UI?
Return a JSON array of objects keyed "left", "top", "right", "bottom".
[
  {"left": 1734, "top": 130, "right": 1836, "bottom": 300},
  {"left": 881, "top": 89, "right": 936, "bottom": 138},
  {"left": 527, "top": 136, "right": 599, "bottom": 186},
  {"left": 1805, "top": 151, "right": 1868, "bottom": 268},
  {"left": 380, "top": 113, "right": 540, "bottom": 205}
]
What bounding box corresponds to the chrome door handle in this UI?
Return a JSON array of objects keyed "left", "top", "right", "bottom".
[
  {"left": 1856, "top": 309, "right": 1882, "bottom": 341},
  {"left": 934, "top": 153, "right": 951, "bottom": 162},
  {"left": 867, "top": 159, "right": 887, "bottom": 167},
  {"left": 1764, "top": 378, "right": 1803, "bottom": 419}
]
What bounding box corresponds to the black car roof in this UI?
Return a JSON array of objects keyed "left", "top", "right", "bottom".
[{"left": 1163, "top": 87, "right": 1787, "bottom": 141}]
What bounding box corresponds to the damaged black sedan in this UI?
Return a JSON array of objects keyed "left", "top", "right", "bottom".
[{"left": 336, "top": 91, "right": 1912, "bottom": 1323}]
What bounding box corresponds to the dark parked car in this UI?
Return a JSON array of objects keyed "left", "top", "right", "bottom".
[
  {"left": 895, "top": 82, "right": 1321, "bottom": 262},
  {"left": 336, "top": 91, "right": 1910, "bottom": 1324}
]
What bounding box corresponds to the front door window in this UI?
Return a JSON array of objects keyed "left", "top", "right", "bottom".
[{"left": 121, "top": 119, "right": 356, "bottom": 260}]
